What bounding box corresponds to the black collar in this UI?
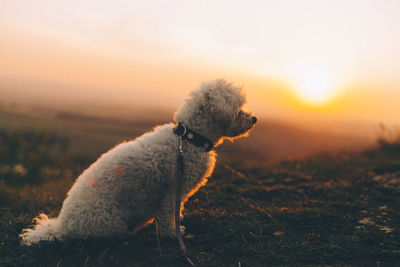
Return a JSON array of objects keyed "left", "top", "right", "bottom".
[{"left": 173, "top": 122, "right": 214, "bottom": 152}]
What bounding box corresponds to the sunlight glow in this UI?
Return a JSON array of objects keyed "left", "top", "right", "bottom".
[{"left": 290, "top": 66, "right": 339, "bottom": 106}]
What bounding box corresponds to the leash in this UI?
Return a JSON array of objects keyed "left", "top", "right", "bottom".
[{"left": 175, "top": 125, "right": 197, "bottom": 267}]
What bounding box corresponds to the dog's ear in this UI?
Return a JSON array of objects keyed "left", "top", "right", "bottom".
[{"left": 202, "top": 90, "right": 234, "bottom": 129}]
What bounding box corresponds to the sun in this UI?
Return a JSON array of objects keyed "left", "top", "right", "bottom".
[{"left": 289, "top": 66, "right": 338, "bottom": 106}]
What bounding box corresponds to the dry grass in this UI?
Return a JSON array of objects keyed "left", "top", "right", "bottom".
[{"left": 1, "top": 136, "right": 400, "bottom": 266}]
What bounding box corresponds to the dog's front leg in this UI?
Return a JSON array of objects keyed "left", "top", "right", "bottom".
[{"left": 157, "top": 188, "right": 185, "bottom": 238}]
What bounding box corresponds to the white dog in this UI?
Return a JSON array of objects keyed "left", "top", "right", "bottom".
[{"left": 20, "top": 79, "right": 257, "bottom": 245}]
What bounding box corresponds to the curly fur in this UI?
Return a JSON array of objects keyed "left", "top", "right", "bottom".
[{"left": 20, "top": 79, "right": 256, "bottom": 245}]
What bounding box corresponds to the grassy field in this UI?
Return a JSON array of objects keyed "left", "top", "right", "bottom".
[{"left": 1, "top": 118, "right": 399, "bottom": 266}]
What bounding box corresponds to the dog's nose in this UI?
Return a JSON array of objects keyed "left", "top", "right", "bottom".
[{"left": 252, "top": 116, "right": 257, "bottom": 124}]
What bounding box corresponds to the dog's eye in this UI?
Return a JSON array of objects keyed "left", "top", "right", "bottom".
[{"left": 236, "top": 111, "right": 243, "bottom": 118}]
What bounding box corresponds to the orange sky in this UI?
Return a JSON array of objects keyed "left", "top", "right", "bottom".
[{"left": 1, "top": 0, "right": 400, "bottom": 126}]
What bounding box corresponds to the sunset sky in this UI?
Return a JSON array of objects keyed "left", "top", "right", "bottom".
[{"left": 1, "top": 0, "right": 400, "bottom": 125}]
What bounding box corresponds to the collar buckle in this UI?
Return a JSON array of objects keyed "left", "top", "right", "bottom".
[{"left": 173, "top": 122, "right": 214, "bottom": 152}]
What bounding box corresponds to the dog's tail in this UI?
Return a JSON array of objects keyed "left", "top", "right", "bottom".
[{"left": 20, "top": 214, "right": 60, "bottom": 246}]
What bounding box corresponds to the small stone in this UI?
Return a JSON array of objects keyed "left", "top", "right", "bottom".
[
  {"left": 13, "top": 164, "right": 27, "bottom": 176},
  {"left": 358, "top": 218, "right": 375, "bottom": 225},
  {"left": 273, "top": 231, "right": 284, "bottom": 236},
  {"left": 378, "top": 226, "right": 393, "bottom": 233}
]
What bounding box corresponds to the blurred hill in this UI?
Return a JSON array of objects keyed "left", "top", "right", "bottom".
[{"left": 0, "top": 102, "right": 378, "bottom": 163}]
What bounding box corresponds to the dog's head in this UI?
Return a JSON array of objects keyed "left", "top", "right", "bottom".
[{"left": 174, "top": 79, "right": 256, "bottom": 145}]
